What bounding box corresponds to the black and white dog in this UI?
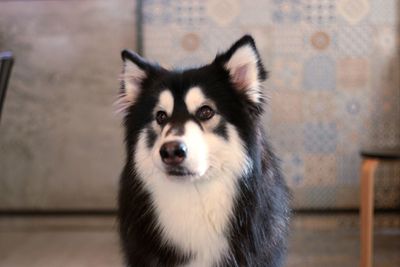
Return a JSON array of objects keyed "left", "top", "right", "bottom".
[{"left": 117, "top": 35, "right": 290, "bottom": 267}]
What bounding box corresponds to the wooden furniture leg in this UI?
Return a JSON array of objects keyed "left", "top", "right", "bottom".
[{"left": 360, "top": 159, "right": 378, "bottom": 267}]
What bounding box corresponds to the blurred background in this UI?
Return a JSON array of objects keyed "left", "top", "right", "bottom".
[{"left": 0, "top": 0, "right": 399, "bottom": 266}]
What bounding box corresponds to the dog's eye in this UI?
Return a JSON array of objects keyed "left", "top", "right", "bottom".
[
  {"left": 196, "top": 105, "right": 215, "bottom": 121},
  {"left": 156, "top": 111, "right": 168, "bottom": 125}
]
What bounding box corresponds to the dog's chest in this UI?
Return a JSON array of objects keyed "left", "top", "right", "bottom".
[{"left": 148, "top": 175, "right": 238, "bottom": 267}]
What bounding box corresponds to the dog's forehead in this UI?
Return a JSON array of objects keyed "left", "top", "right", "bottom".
[
  {"left": 184, "top": 87, "right": 206, "bottom": 113},
  {"left": 158, "top": 90, "right": 174, "bottom": 115},
  {"left": 156, "top": 85, "right": 207, "bottom": 114}
]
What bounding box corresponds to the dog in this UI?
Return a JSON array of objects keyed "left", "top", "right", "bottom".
[{"left": 117, "top": 35, "right": 290, "bottom": 267}]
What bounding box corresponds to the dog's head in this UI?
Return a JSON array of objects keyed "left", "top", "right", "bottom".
[{"left": 118, "top": 35, "right": 267, "bottom": 182}]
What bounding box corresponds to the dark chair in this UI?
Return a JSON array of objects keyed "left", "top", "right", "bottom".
[
  {"left": 0, "top": 51, "right": 14, "bottom": 122},
  {"left": 359, "top": 147, "right": 400, "bottom": 267}
]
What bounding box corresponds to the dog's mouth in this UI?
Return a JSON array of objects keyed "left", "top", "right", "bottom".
[{"left": 165, "top": 167, "right": 197, "bottom": 177}]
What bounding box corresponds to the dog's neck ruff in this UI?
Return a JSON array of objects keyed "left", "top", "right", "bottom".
[{"left": 134, "top": 124, "right": 251, "bottom": 267}]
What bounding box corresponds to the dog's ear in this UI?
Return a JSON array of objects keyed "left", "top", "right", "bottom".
[
  {"left": 214, "top": 35, "right": 267, "bottom": 104},
  {"left": 116, "top": 50, "right": 159, "bottom": 114}
]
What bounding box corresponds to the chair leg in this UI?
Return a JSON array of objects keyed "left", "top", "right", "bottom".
[{"left": 360, "top": 159, "right": 378, "bottom": 267}]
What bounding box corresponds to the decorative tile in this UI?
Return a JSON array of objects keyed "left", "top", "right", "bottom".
[
  {"left": 238, "top": 1, "right": 272, "bottom": 25},
  {"left": 303, "top": 27, "right": 338, "bottom": 54},
  {"left": 141, "top": 0, "right": 400, "bottom": 210},
  {"left": 199, "top": 26, "right": 246, "bottom": 57},
  {"left": 337, "top": 58, "right": 369, "bottom": 89},
  {"left": 180, "top": 32, "right": 201, "bottom": 52},
  {"left": 144, "top": 25, "right": 176, "bottom": 66},
  {"left": 143, "top": 0, "right": 174, "bottom": 25},
  {"left": 367, "top": 120, "right": 400, "bottom": 148},
  {"left": 336, "top": 152, "right": 360, "bottom": 184},
  {"left": 310, "top": 31, "right": 331, "bottom": 50},
  {"left": 304, "top": 122, "right": 337, "bottom": 153},
  {"left": 375, "top": 162, "right": 400, "bottom": 208},
  {"left": 304, "top": 154, "right": 337, "bottom": 186},
  {"left": 336, "top": 126, "right": 361, "bottom": 152},
  {"left": 335, "top": 94, "right": 366, "bottom": 150},
  {"left": 168, "top": 30, "right": 209, "bottom": 65},
  {"left": 338, "top": 25, "right": 372, "bottom": 56},
  {"left": 271, "top": 91, "right": 304, "bottom": 123},
  {"left": 337, "top": 0, "right": 369, "bottom": 25},
  {"left": 303, "top": 55, "right": 336, "bottom": 90},
  {"left": 370, "top": 0, "right": 398, "bottom": 24},
  {"left": 297, "top": 186, "right": 337, "bottom": 208},
  {"left": 206, "top": 0, "right": 241, "bottom": 26},
  {"left": 172, "top": 54, "right": 207, "bottom": 69},
  {"left": 303, "top": 0, "right": 336, "bottom": 25},
  {"left": 367, "top": 56, "right": 400, "bottom": 148},
  {"left": 173, "top": 0, "right": 207, "bottom": 27},
  {"left": 303, "top": 92, "right": 336, "bottom": 121},
  {"left": 281, "top": 153, "right": 305, "bottom": 187},
  {"left": 272, "top": 0, "right": 302, "bottom": 24},
  {"left": 269, "top": 123, "right": 304, "bottom": 153},
  {"left": 272, "top": 25, "right": 306, "bottom": 55},
  {"left": 373, "top": 26, "right": 398, "bottom": 56},
  {"left": 344, "top": 98, "right": 362, "bottom": 116},
  {"left": 201, "top": 26, "right": 244, "bottom": 53},
  {"left": 270, "top": 57, "right": 303, "bottom": 90}
]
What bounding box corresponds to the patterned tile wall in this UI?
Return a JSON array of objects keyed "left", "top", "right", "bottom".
[{"left": 141, "top": 0, "right": 400, "bottom": 209}]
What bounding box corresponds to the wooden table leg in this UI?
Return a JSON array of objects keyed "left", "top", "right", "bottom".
[{"left": 360, "top": 159, "right": 378, "bottom": 267}]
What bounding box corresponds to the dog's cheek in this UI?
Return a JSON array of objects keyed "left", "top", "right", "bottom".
[
  {"left": 134, "top": 131, "right": 158, "bottom": 179},
  {"left": 135, "top": 124, "right": 166, "bottom": 175},
  {"left": 145, "top": 127, "right": 158, "bottom": 149},
  {"left": 212, "top": 119, "right": 228, "bottom": 141},
  {"left": 206, "top": 124, "right": 251, "bottom": 177},
  {"left": 148, "top": 121, "right": 166, "bottom": 159},
  {"left": 204, "top": 133, "right": 227, "bottom": 173}
]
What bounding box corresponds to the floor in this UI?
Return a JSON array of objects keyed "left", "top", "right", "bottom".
[{"left": 0, "top": 214, "right": 399, "bottom": 267}]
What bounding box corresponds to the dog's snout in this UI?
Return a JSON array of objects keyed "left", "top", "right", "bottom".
[{"left": 160, "top": 141, "right": 187, "bottom": 165}]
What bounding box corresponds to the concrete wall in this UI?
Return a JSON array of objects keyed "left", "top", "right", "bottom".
[{"left": 0, "top": 0, "right": 136, "bottom": 209}]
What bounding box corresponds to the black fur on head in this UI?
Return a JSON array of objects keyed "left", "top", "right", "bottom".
[{"left": 118, "top": 35, "right": 267, "bottom": 117}]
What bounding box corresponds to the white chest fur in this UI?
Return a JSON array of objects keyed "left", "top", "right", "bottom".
[{"left": 151, "top": 172, "right": 235, "bottom": 267}]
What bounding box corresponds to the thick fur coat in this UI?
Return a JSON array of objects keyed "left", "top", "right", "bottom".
[{"left": 117, "top": 35, "right": 290, "bottom": 267}]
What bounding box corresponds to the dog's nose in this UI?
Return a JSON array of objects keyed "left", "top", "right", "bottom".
[{"left": 159, "top": 141, "right": 187, "bottom": 165}]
